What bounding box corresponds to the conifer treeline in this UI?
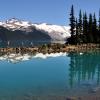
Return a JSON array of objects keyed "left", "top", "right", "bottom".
[{"left": 68, "top": 5, "right": 100, "bottom": 44}]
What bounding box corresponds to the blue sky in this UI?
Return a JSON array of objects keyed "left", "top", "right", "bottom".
[{"left": 0, "top": 0, "right": 100, "bottom": 25}]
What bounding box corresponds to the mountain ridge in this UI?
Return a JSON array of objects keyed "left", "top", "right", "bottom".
[{"left": 0, "top": 18, "right": 70, "bottom": 46}]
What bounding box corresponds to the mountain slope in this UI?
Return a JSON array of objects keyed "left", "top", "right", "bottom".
[
  {"left": 33, "top": 23, "right": 70, "bottom": 41},
  {"left": 0, "top": 26, "right": 51, "bottom": 47},
  {"left": 0, "top": 18, "right": 70, "bottom": 45}
]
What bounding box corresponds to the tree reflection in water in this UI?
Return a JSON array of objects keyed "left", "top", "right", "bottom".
[{"left": 68, "top": 51, "right": 100, "bottom": 88}]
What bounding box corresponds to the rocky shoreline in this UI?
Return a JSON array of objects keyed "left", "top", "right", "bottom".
[{"left": 0, "top": 43, "right": 100, "bottom": 54}]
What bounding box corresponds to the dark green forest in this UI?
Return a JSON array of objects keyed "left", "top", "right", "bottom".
[{"left": 68, "top": 5, "right": 100, "bottom": 44}]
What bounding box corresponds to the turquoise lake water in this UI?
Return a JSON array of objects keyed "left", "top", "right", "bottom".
[{"left": 0, "top": 51, "right": 100, "bottom": 99}]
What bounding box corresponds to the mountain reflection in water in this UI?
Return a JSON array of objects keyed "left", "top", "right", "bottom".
[{"left": 0, "top": 52, "right": 67, "bottom": 63}]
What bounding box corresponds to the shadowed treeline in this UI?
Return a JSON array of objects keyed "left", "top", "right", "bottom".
[{"left": 68, "top": 5, "right": 100, "bottom": 44}]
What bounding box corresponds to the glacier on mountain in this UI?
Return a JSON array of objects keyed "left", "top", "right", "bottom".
[{"left": 0, "top": 18, "right": 70, "bottom": 42}]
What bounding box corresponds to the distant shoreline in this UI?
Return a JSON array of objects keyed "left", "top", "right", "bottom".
[{"left": 0, "top": 43, "right": 100, "bottom": 54}]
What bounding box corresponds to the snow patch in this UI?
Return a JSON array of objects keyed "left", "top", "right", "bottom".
[{"left": 0, "top": 18, "right": 71, "bottom": 40}]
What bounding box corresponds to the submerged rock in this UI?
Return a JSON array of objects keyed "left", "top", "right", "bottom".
[
  {"left": 90, "top": 87, "right": 100, "bottom": 93},
  {"left": 66, "top": 97, "right": 76, "bottom": 100}
]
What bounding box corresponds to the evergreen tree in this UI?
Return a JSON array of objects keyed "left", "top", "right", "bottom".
[
  {"left": 93, "top": 13, "right": 97, "bottom": 31},
  {"left": 83, "top": 12, "right": 88, "bottom": 43},
  {"left": 97, "top": 9, "right": 100, "bottom": 42},
  {"left": 99, "top": 9, "right": 100, "bottom": 31},
  {"left": 75, "top": 18, "right": 79, "bottom": 43},
  {"left": 92, "top": 13, "right": 97, "bottom": 42},
  {"left": 78, "top": 10, "right": 82, "bottom": 35},
  {"left": 76, "top": 18, "right": 78, "bottom": 36},
  {"left": 69, "top": 5, "right": 75, "bottom": 36},
  {"left": 68, "top": 5, "right": 100, "bottom": 44},
  {"left": 68, "top": 5, "right": 76, "bottom": 44},
  {"left": 88, "top": 13, "right": 93, "bottom": 42},
  {"left": 76, "top": 18, "right": 83, "bottom": 44}
]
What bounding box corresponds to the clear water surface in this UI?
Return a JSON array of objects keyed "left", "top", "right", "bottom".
[{"left": 0, "top": 51, "right": 99, "bottom": 99}]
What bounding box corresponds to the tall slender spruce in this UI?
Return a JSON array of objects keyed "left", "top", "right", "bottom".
[
  {"left": 83, "top": 12, "right": 88, "bottom": 43},
  {"left": 75, "top": 18, "right": 82, "bottom": 44},
  {"left": 88, "top": 13, "right": 93, "bottom": 42},
  {"left": 92, "top": 13, "right": 97, "bottom": 42},
  {"left": 69, "top": 5, "right": 75, "bottom": 35},
  {"left": 78, "top": 10, "right": 82, "bottom": 34},
  {"left": 99, "top": 9, "right": 100, "bottom": 31},
  {"left": 69, "top": 5, "right": 76, "bottom": 44},
  {"left": 97, "top": 9, "right": 100, "bottom": 42},
  {"left": 76, "top": 18, "right": 78, "bottom": 36},
  {"left": 93, "top": 13, "right": 97, "bottom": 31}
]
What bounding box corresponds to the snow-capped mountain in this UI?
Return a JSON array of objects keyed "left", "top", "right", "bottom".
[
  {"left": 0, "top": 18, "right": 32, "bottom": 29},
  {"left": 0, "top": 18, "right": 70, "bottom": 41},
  {"left": 33, "top": 23, "right": 70, "bottom": 41},
  {"left": 0, "top": 18, "right": 33, "bottom": 32}
]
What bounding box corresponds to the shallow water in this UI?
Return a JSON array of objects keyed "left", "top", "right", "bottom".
[{"left": 0, "top": 51, "right": 100, "bottom": 99}]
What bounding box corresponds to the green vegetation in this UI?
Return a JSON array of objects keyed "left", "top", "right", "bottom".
[{"left": 68, "top": 5, "right": 100, "bottom": 44}]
